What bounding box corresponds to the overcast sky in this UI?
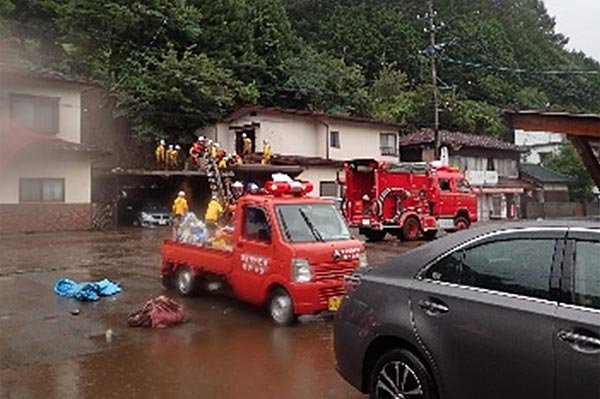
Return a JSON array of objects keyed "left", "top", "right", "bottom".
[{"left": 543, "top": 0, "right": 600, "bottom": 61}]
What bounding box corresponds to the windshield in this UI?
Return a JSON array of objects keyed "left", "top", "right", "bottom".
[{"left": 276, "top": 204, "right": 351, "bottom": 243}]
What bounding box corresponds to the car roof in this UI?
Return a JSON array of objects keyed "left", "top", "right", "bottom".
[{"left": 366, "top": 219, "right": 600, "bottom": 282}]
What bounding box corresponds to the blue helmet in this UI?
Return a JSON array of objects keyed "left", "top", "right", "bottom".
[{"left": 246, "top": 182, "right": 259, "bottom": 194}]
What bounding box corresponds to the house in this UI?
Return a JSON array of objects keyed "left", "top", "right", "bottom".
[
  {"left": 0, "top": 66, "right": 102, "bottom": 234},
  {"left": 398, "top": 129, "right": 530, "bottom": 221},
  {"left": 204, "top": 106, "right": 402, "bottom": 197},
  {"left": 513, "top": 129, "right": 567, "bottom": 164},
  {"left": 520, "top": 163, "right": 571, "bottom": 203}
]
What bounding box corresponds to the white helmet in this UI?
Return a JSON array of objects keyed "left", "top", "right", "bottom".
[
  {"left": 178, "top": 191, "right": 185, "bottom": 197},
  {"left": 175, "top": 145, "right": 181, "bottom": 150},
  {"left": 168, "top": 144, "right": 174, "bottom": 149},
  {"left": 160, "top": 139, "right": 166, "bottom": 145},
  {"left": 242, "top": 133, "right": 247, "bottom": 138}
]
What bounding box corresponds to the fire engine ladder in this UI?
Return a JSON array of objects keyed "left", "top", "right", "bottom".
[{"left": 204, "top": 158, "right": 235, "bottom": 205}]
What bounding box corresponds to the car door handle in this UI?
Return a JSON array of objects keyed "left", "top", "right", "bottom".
[
  {"left": 558, "top": 330, "right": 600, "bottom": 354},
  {"left": 418, "top": 299, "right": 449, "bottom": 315}
]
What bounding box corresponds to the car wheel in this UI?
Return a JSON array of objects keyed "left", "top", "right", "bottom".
[
  {"left": 369, "top": 349, "right": 436, "bottom": 399},
  {"left": 402, "top": 217, "right": 421, "bottom": 241},
  {"left": 268, "top": 288, "right": 296, "bottom": 326},
  {"left": 175, "top": 267, "right": 196, "bottom": 296}
]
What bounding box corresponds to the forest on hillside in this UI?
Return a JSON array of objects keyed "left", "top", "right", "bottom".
[{"left": 1, "top": 0, "right": 600, "bottom": 141}]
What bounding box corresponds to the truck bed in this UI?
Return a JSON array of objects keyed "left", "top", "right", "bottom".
[{"left": 161, "top": 240, "right": 234, "bottom": 276}]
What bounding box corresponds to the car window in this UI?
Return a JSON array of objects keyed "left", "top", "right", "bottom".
[
  {"left": 439, "top": 179, "right": 451, "bottom": 192},
  {"left": 574, "top": 241, "right": 600, "bottom": 310},
  {"left": 423, "top": 251, "right": 462, "bottom": 284},
  {"left": 243, "top": 207, "right": 270, "bottom": 243},
  {"left": 423, "top": 239, "right": 555, "bottom": 300}
]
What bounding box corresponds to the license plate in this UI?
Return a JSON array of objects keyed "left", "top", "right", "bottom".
[
  {"left": 362, "top": 219, "right": 371, "bottom": 226},
  {"left": 328, "top": 296, "right": 343, "bottom": 312}
]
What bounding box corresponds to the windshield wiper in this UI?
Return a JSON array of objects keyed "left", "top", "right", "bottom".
[{"left": 298, "top": 208, "right": 324, "bottom": 242}]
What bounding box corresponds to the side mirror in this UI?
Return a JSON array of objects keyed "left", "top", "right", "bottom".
[{"left": 258, "top": 228, "right": 271, "bottom": 242}]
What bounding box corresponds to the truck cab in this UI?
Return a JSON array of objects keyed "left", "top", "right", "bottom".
[{"left": 161, "top": 182, "right": 366, "bottom": 325}]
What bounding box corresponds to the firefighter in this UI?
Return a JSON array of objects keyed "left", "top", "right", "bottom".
[
  {"left": 205, "top": 195, "right": 224, "bottom": 237},
  {"left": 261, "top": 139, "right": 272, "bottom": 165},
  {"left": 165, "top": 145, "right": 176, "bottom": 169},
  {"left": 173, "top": 145, "right": 182, "bottom": 169},
  {"left": 225, "top": 181, "right": 244, "bottom": 224},
  {"left": 242, "top": 133, "right": 252, "bottom": 161},
  {"left": 189, "top": 137, "right": 204, "bottom": 167},
  {"left": 171, "top": 191, "right": 189, "bottom": 240},
  {"left": 155, "top": 139, "right": 166, "bottom": 168}
]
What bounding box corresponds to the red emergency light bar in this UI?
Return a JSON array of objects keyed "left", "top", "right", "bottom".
[{"left": 265, "top": 180, "right": 313, "bottom": 196}]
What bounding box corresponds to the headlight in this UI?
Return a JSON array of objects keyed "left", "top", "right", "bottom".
[
  {"left": 291, "top": 258, "right": 312, "bottom": 283},
  {"left": 359, "top": 252, "right": 368, "bottom": 268},
  {"left": 141, "top": 212, "right": 151, "bottom": 219}
]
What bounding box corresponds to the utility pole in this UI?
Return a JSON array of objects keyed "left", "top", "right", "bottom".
[{"left": 427, "top": 0, "right": 441, "bottom": 159}]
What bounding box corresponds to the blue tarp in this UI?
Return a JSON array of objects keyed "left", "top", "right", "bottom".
[{"left": 54, "top": 278, "right": 122, "bottom": 301}]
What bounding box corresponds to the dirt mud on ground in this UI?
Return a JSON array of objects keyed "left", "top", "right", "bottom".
[{"left": 0, "top": 228, "right": 422, "bottom": 399}]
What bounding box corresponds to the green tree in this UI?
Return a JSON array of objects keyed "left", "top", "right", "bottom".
[{"left": 544, "top": 144, "right": 595, "bottom": 201}]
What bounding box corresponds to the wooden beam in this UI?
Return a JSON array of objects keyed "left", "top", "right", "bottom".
[
  {"left": 508, "top": 113, "right": 600, "bottom": 137},
  {"left": 569, "top": 136, "right": 600, "bottom": 188}
]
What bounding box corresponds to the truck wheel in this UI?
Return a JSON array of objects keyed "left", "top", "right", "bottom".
[
  {"left": 268, "top": 288, "right": 296, "bottom": 326},
  {"left": 363, "top": 230, "right": 386, "bottom": 243},
  {"left": 175, "top": 267, "right": 196, "bottom": 296},
  {"left": 423, "top": 230, "right": 438, "bottom": 241},
  {"left": 402, "top": 217, "right": 421, "bottom": 241},
  {"left": 454, "top": 216, "right": 470, "bottom": 231}
]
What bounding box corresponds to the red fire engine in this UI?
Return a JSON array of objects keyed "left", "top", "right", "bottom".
[
  {"left": 342, "top": 159, "right": 478, "bottom": 242},
  {"left": 161, "top": 180, "right": 366, "bottom": 326}
]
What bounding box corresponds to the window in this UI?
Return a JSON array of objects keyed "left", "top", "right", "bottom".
[
  {"left": 19, "top": 178, "right": 65, "bottom": 202},
  {"left": 439, "top": 179, "right": 451, "bottom": 192},
  {"left": 320, "top": 181, "right": 338, "bottom": 197},
  {"left": 457, "top": 179, "right": 472, "bottom": 193},
  {"left": 423, "top": 239, "right": 556, "bottom": 300},
  {"left": 10, "top": 94, "right": 59, "bottom": 134},
  {"left": 330, "top": 131, "right": 340, "bottom": 148},
  {"left": 380, "top": 133, "right": 398, "bottom": 156},
  {"left": 243, "top": 206, "right": 271, "bottom": 243},
  {"left": 276, "top": 204, "right": 351, "bottom": 243},
  {"left": 574, "top": 241, "right": 600, "bottom": 310}
]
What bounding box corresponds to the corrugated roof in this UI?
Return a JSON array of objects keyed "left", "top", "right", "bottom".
[
  {"left": 222, "top": 106, "right": 403, "bottom": 128},
  {"left": 520, "top": 163, "right": 572, "bottom": 183},
  {"left": 399, "top": 129, "right": 525, "bottom": 152}
]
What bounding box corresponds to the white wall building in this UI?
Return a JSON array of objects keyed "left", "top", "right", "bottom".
[
  {"left": 204, "top": 106, "right": 401, "bottom": 196},
  {"left": 514, "top": 129, "right": 567, "bottom": 164},
  {"left": 0, "top": 67, "right": 99, "bottom": 233}
]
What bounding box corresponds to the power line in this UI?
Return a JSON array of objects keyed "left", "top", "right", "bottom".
[{"left": 440, "top": 55, "right": 600, "bottom": 76}]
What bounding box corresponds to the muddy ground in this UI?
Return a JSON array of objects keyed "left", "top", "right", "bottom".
[{"left": 0, "top": 228, "right": 422, "bottom": 399}]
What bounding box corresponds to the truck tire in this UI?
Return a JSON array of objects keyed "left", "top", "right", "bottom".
[
  {"left": 363, "top": 230, "right": 386, "bottom": 243},
  {"left": 401, "top": 216, "right": 421, "bottom": 241},
  {"left": 175, "top": 267, "right": 197, "bottom": 296},
  {"left": 454, "top": 216, "right": 470, "bottom": 231},
  {"left": 268, "top": 288, "right": 296, "bottom": 326}
]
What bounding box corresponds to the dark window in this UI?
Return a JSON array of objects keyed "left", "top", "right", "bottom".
[
  {"left": 320, "top": 181, "right": 338, "bottom": 197},
  {"left": 330, "top": 131, "right": 340, "bottom": 148},
  {"left": 424, "top": 239, "right": 555, "bottom": 300},
  {"left": 439, "top": 179, "right": 451, "bottom": 192},
  {"left": 19, "top": 178, "right": 65, "bottom": 203},
  {"left": 10, "top": 94, "right": 59, "bottom": 134},
  {"left": 424, "top": 251, "right": 463, "bottom": 284},
  {"left": 574, "top": 241, "right": 600, "bottom": 310},
  {"left": 243, "top": 206, "right": 270, "bottom": 243},
  {"left": 380, "top": 133, "right": 398, "bottom": 156},
  {"left": 457, "top": 179, "right": 471, "bottom": 193}
]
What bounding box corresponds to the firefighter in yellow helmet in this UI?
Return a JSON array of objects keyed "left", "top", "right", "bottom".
[
  {"left": 155, "top": 139, "right": 166, "bottom": 168},
  {"left": 205, "top": 195, "right": 224, "bottom": 237},
  {"left": 242, "top": 133, "right": 253, "bottom": 161},
  {"left": 171, "top": 191, "right": 189, "bottom": 240},
  {"left": 261, "top": 139, "right": 272, "bottom": 165}
]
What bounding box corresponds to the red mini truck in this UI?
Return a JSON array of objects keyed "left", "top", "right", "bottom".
[
  {"left": 160, "top": 180, "right": 366, "bottom": 325},
  {"left": 343, "top": 159, "right": 477, "bottom": 241}
]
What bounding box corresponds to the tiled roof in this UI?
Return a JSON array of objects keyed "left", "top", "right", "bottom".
[
  {"left": 520, "top": 163, "right": 572, "bottom": 183},
  {"left": 399, "top": 129, "right": 525, "bottom": 152},
  {"left": 222, "top": 106, "right": 403, "bottom": 128},
  {"left": 0, "top": 63, "right": 101, "bottom": 87}
]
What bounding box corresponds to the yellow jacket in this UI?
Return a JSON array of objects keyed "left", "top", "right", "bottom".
[
  {"left": 205, "top": 199, "right": 224, "bottom": 223},
  {"left": 172, "top": 197, "right": 188, "bottom": 216}
]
